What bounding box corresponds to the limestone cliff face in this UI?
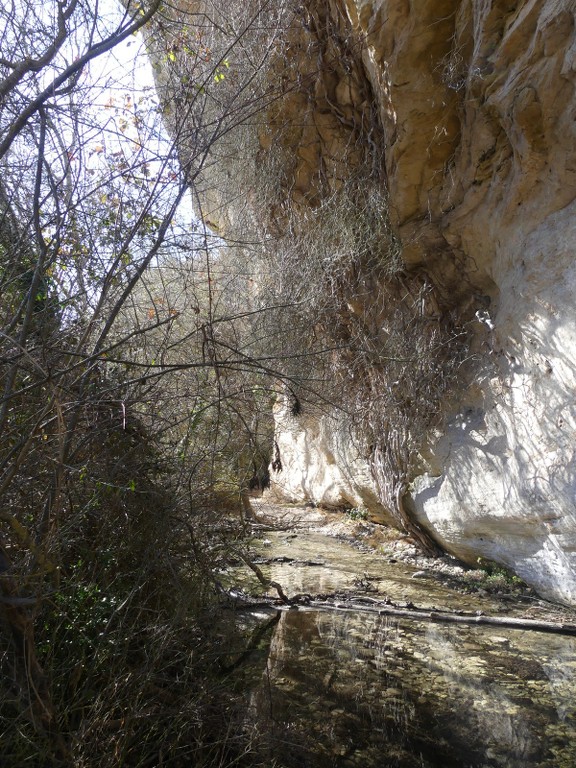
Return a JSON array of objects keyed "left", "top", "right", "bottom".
[
  {"left": 270, "top": 394, "right": 390, "bottom": 521},
  {"left": 353, "top": 0, "right": 576, "bottom": 605},
  {"left": 152, "top": 1, "right": 576, "bottom": 604}
]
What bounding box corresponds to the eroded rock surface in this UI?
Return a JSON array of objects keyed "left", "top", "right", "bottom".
[{"left": 358, "top": 1, "right": 576, "bottom": 604}]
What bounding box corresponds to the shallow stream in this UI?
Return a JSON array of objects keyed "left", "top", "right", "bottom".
[{"left": 223, "top": 506, "right": 576, "bottom": 767}]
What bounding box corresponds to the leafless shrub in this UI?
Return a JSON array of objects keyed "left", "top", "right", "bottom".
[{"left": 0, "top": 0, "right": 288, "bottom": 763}]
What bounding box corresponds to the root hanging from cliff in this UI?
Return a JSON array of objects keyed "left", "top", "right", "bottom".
[{"left": 372, "top": 440, "right": 441, "bottom": 556}]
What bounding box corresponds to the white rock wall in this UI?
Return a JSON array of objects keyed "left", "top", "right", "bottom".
[
  {"left": 273, "top": 0, "right": 576, "bottom": 603},
  {"left": 412, "top": 202, "right": 576, "bottom": 604},
  {"left": 268, "top": 397, "right": 390, "bottom": 523}
]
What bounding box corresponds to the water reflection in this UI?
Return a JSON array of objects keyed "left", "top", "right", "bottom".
[
  {"left": 249, "top": 531, "right": 508, "bottom": 613},
  {"left": 225, "top": 524, "right": 576, "bottom": 765},
  {"left": 244, "top": 609, "right": 576, "bottom": 767}
]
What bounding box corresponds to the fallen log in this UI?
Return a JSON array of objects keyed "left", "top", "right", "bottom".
[
  {"left": 294, "top": 599, "right": 576, "bottom": 636},
  {"left": 234, "top": 550, "right": 292, "bottom": 604}
]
